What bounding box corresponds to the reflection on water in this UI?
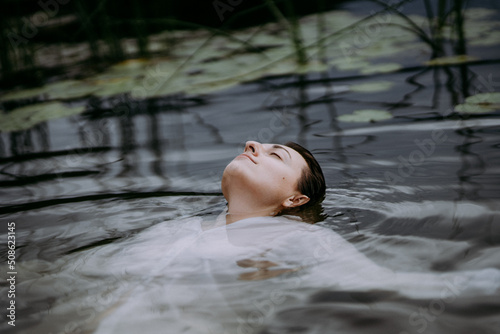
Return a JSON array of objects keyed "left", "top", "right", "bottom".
[{"left": 2, "top": 2, "right": 500, "bottom": 334}]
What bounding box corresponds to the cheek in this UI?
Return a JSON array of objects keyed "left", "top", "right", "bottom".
[
  {"left": 269, "top": 173, "right": 298, "bottom": 195},
  {"left": 279, "top": 169, "right": 299, "bottom": 187},
  {"left": 280, "top": 176, "right": 289, "bottom": 188},
  {"left": 250, "top": 172, "right": 286, "bottom": 195}
]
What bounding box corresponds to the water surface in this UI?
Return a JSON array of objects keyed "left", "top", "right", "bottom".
[{"left": 1, "top": 1, "right": 500, "bottom": 333}]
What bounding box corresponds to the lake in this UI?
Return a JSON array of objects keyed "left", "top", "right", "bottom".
[{"left": 1, "top": 0, "right": 500, "bottom": 333}]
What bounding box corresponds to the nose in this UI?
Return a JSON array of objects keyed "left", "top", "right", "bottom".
[{"left": 244, "top": 141, "right": 261, "bottom": 156}]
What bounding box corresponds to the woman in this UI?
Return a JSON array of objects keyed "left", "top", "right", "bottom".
[
  {"left": 33, "top": 142, "right": 500, "bottom": 334},
  {"left": 221, "top": 141, "right": 326, "bottom": 224}
]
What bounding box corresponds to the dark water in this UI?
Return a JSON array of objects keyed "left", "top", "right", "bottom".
[{"left": 1, "top": 1, "right": 500, "bottom": 334}]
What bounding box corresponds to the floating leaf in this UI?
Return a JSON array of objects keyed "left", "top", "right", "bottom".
[
  {"left": 306, "top": 85, "right": 350, "bottom": 96},
  {"left": 93, "top": 77, "right": 139, "bottom": 98},
  {"left": 0, "top": 86, "right": 47, "bottom": 102},
  {"left": 469, "top": 30, "right": 500, "bottom": 47},
  {"left": 0, "top": 8, "right": 425, "bottom": 103},
  {"left": 454, "top": 104, "right": 497, "bottom": 113},
  {"left": 338, "top": 109, "right": 392, "bottom": 123},
  {"left": 350, "top": 81, "right": 395, "bottom": 93},
  {"left": 0, "top": 102, "right": 85, "bottom": 133},
  {"left": 425, "top": 55, "right": 479, "bottom": 66},
  {"left": 2, "top": 6, "right": 498, "bottom": 109},
  {"left": 108, "top": 58, "right": 150, "bottom": 73},
  {"left": 46, "top": 80, "right": 98, "bottom": 100},
  {"left": 455, "top": 92, "right": 500, "bottom": 114},
  {"left": 0, "top": 80, "right": 98, "bottom": 102},
  {"left": 331, "top": 58, "right": 371, "bottom": 71},
  {"left": 465, "top": 92, "right": 500, "bottom": 104},
  {"left": 360, "top": 63, "right": 402, "bottom": 75},
  {"left": 464, "top": 8, "right": 497, "bottom": 20}
]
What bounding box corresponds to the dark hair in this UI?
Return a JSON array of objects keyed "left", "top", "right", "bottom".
[{"left": 284, "top": 142, "right": 326, "bottom": 207}]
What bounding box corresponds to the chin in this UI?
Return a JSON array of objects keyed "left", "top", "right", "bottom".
[
  {"left": 221, "top": 163, "right": 240, "bottom": 195},
  {"left": 223, "top": 159, "right": 250, "bottom": 178},
  {"left": 221, "top": 168, "right": 231, "bottom": 196}
]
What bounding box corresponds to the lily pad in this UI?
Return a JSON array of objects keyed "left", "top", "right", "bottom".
[
  {"left": 46, "top": 80, "right": 99, "bottom": 100},
  {"left": 464, "top": 7, "right": 497, "bottom": 20},
  {"left": 360, "top": 63, "right": 402, "bottom": 75},
  {"left": 469, "top": 30, "right": 500, "bottom": 47},
  {"left": 109, "top": 58, "right": 149, "bottom": 72},
  {"left": 350, "top": 81, "right": 395, "bottom": 93},
  {"left": 465, "top": 92, "right": 500, "bottom": 104},
  {"left": 0, "top": 86, "right": 48, "bottom": 102},
  {"left": 0, "top": 102, "right": 86, "bottom": 133},
  {"left": 425, "top": 55, "right": 479, "bottom": 66},
  {"left": 93, "top": 77, "right": 139, "bottom": 98},
  {"left": 2, "top": 6, "right": 497, "bottom": 110},
  {"left": 0, "top": 8, "right": 428, "bottom": 106},
  {"left": 331, "top": 58, "right": 371, "bottom": 71},
  {"left": 454, "top": 92, "right": 500, "bottom": 114},
  {"left": 0, "top": 80, "right": 99, "bottom": 102},
  {"left": 338, "top": 109, "right": 392, "bottom": 123}
]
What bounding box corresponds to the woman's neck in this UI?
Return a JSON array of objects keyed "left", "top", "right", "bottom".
[{"left": 225, "top": 200, "right": 277, "bottom": 224}]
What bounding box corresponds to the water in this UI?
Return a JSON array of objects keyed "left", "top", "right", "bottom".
[
  {"left": 2, "top": 1, "right": 500, "bottom": 333},
  {"left": 2, "top": 68, "right": 500, "bottom": 332}
]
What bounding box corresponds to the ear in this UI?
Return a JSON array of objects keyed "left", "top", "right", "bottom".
[{"left": 282, "top": 194, "right": 310, "bottom": 209}]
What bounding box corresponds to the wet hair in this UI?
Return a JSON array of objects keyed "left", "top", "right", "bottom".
[
  {"left": 285, "top": 142, "right": 326, "bottom": 207},
  {"left": 277, "top": 142, "right": 326, "bottom": 224},
  {"left": 223, "top": 141, "right": 326, "bottom": 223}
]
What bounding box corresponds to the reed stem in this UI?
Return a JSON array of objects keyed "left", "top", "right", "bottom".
[
  {"left": 0, "top": 8, "right": 14, "bottom": 76},
  {"left": 75, "top": 0, "right": 101, "bottom": 60},
  {"left": 132, "top": 0, "right": 148, "bottom": 57},
  {"left": 100, "top": 2, "right": 124, "bottom": 61},
  {"left": 453, "top": 0, "right": 466, "bottom": 55},
  {"left": 264, "top": 0, "right": 307, "bottom": 65}
]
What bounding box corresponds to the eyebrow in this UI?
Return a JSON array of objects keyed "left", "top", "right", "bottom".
[{"left": 272, "top": 145, "right": 292, "bottom": 160}]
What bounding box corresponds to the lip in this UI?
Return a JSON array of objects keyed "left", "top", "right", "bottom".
[{"left": 237, "top": 153, "right": 256, "bottom": 164}]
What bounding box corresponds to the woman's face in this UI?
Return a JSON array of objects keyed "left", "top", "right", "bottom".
[{"left": 222, "top": 141, "right": 309, "bottom": 210}]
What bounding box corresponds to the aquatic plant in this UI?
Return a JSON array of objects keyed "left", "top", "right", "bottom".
[
  {"left": 263, "top": 0, "right": 307, "bottom": 65},
  {"left": 1, "top": 0, "right": 500, "bottom": 132},
  {"left": 454, "top": 92, "right": 500, "bottom": 114},
  {"left": 0, "top": 0, "right": 493, "bottom": 82},
  {"left": 349, "top": 81, "right": 395, "bottom": 93},
  {"left": 368, "top": 0, "right": 471, "bottom": 61},
  {"left": 0, "top": 101, "right": 85, "bottom": 132},
  {"left": 338, "top": 109, "right": 393, "bottom": 123}
]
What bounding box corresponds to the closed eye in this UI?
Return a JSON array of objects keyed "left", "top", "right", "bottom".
[{"left": 271, "top": 152, "right": 282, "bottom": 160}]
